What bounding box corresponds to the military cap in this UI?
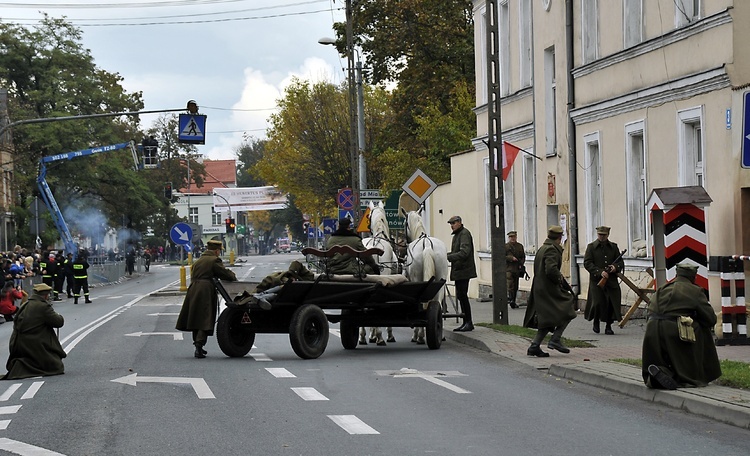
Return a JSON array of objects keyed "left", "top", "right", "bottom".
[
  {"left": 206, "top": 239, "right": 223, "bottom": 249},
  {"left": 547, "top": 225, "right": 564, "bottom": 238},
  {"left": 596, "top": 226, "right": 611, "bottom": 235},
  {"left": 33, "top": 283, "right": 53, "bottom": 293},
  {"left": 675, "top": 262, "right": 699, "bottom": 280},
  {"left": 507, "top": 231, "right": 517, "bottom": 237},
  {"left": 338, "top": 217, "right": 352, "bottom": 228},
  {"left": 447, "top": 215, "right": 462, "bottom": 224}
]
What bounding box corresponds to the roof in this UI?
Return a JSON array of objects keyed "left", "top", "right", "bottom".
[{"left": 180, "top": 159, "right": 236, "bottom": 194}]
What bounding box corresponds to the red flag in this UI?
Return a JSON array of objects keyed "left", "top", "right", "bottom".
[{"left": 501, "top": 141, "right": 522, "bottom": 181}]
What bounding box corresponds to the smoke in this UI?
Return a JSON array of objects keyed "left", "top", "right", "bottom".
[{"left": 62, "top": 197, "right": 108, "bottom": 240}]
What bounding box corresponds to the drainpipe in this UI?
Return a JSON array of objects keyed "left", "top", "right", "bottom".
[{"left": 566, "top": 0, "right": 581, "bottom": 295}]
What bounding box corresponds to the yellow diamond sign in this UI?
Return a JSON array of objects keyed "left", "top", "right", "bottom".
[{"left": 402, "top": 169, "right": 438, "bottom": 204}]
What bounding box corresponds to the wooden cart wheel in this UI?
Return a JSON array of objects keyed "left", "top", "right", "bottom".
[
  {"left": 339, "top": 310, "right": 359, "bottom": 350},
  {"left": 289, "top": 304, "right": 330, "bottom": 359},
  {"left": 217, "top": 307, "right": 256, "bottom": 357},
  {"left": 425, "top": 300, "right": 443, "bottom": 349}
]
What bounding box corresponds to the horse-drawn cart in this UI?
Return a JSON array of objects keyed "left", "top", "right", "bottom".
[{"left": 214, "top": 275, "right": 446, "bottom": 360}]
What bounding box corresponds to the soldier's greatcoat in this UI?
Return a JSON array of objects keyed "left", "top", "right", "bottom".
[
  {"left": 523, "top": 238, "right": 577, "bottom": 330},
  {"left": 641, "top": 276, "right": 721, "bottom": 388},
  {"left": 3, "top": 293, "right": 66, "bottom": 379},
  {"left": 583, "top": 239, "right": 624, "bottom": 322},
  {"left": 326, "top": 229, "right": 379, "bottom": 275},
  {"left": 176, "top": 250, "right": 237, "bottom": 335}
]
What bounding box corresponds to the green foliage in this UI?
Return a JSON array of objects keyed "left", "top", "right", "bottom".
[
  {"left": 235, "top": 137, "right": 268, "bottom": 188},
  {"left": 611, "top": 358, "right": 750, "bottom": 390}
]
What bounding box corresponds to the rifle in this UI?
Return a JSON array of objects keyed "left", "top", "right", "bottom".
[{"left": 597, "top": 249, "right": 627, "bottom": 288}]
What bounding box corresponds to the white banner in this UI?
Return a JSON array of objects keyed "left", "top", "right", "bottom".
[{"left": 213, "top": 187, "right": 288, "bottom": 212}]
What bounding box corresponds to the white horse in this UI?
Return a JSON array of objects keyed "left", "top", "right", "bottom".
[
  {"left": 402, "top": 209, "right": 449, "bottom": 344},
  {"left": 361, "top": 203, "right": 397, "bottom": 345}
]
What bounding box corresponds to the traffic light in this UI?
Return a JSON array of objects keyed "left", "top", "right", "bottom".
[
  {"left": 225, "top": 218, "right": 235, "bottom": 234},
  {"left": 164, "top": 182, "right": 172, "bottom": 199}
]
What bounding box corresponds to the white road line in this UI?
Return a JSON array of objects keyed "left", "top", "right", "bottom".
[
  {"left": 0, "top": 406, "right": 21, "bottom": 415},
  {"left": 328, "top": 415, "right": 379, "bottom": 435},
  {"left": 0, "top": 421, "right": 9, "bottom": 431},
  {"left": 0, "top": 437, "right": 67, "bottom": 455},
  {"left": 418, "top": 376, "right": 471, "bottom": 394},
  {"left": 0, "top": 384, "right": 21, "bottom": 402},
  {"left": 21, "top": 382, "right": 43, "bottom": 400},
  {"left": 250, "top": 353, "right": 272, "bottom": 361},
  {"left": 291, "top": 387, "right": 328, "bottom": 401},
  {"left": 329, "top": 329, "right": 341, "bottom": 339},
  {"left": 266, "top": 368, "right": 295, "bottom": 378}
]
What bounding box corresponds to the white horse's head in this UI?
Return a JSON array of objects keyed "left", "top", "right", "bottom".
[
  {"left": 369, "top": 204, "right": 389, "bottom": 238},
  {"left": 402, "top": 210, "right": 427, "bottom": 242}
]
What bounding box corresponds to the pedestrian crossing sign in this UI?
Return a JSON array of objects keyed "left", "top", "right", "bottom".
[{"left": 178, "top": 114, "right": 207, "bottom": 145}]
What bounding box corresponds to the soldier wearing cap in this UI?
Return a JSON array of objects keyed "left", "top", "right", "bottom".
[
  {"left": 176, "top": 239, "right": 237, "bottom": 358},
  {"left": 505, "top": 230, "right": 526, "bottom": 309},
  {"left": 642, "top": 263, "right": 721, "bottom": 390},
  {"left": 583, "top": 226, "right": 625, "bottom": 335},
  {"left": 325, "top": 218, "right": 380, "bottom": 276},
  {"left": 523, "top": 225, "right": 577, "bottom": 357},
  {"left": 2, "top": 283, "right": 66, "bottom": 380},
  {"left": 447, "top": 215, "right": 477, "bottom": 332}
]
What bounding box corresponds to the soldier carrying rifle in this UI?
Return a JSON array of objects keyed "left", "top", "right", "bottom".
[{"left": 583, "top": 226, "right": 626, "bottom": 335}]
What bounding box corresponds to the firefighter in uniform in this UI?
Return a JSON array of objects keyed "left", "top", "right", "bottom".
[
  {"left": 72, "top": 253, "right": 92, "bottom": 304},
  {"left": 40, "top": 253, "right": 62, "bottom": 302}
]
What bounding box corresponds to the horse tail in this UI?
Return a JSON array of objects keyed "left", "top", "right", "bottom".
[{"left": 422, "top": 240, "right": 436, "bottom": 282}]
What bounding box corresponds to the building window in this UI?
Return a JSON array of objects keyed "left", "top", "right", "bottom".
[
  {"left": 676, "top": 0, "right": 701, "bottom": 27},
  {"left": 582, "top": 0, "right": 599, "bottom": 64},
  {"left": 523, "top": 150, "right": 538, "bottom": 252},
  {"left": 212, "top": 208, "right": 223, "bottom": 226},
  {"left": 623, "top": 0, "right": 643, "bottom": 48},
  {"left": 678, "top": 107, "right": 704, "bottom": 187},
  {"left": 544, "top": 46, "right": 557, "bottom": 157},
  {"left": 500, "top": 1, "right": 510, "bottom": 96},
  {"left": 478, "top": 9, "right": 488, "bottom": 104},
  {"left": 584, "top": 132, "right": 602, "bottom": 243},
  {"left": 519, "top": 0, "right": 532, "bottom": 88},
  {"left": 625, "top": 121, "right": 648, "bottom": 256},
  {"left": 189, "top": 207, "right": 198, "bottom": 225}
]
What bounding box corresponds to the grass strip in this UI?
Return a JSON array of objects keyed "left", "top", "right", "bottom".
[
  {"left": 477, "top": 322, "right": 595, "bottom": 348},
  {"left": 611, "top": 358, "right": 749, "bottom": 390}
]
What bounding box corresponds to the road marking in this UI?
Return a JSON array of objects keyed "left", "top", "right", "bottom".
[
  {"left": 124, "top": 331, "right": 183, "bottom": 340},
  {"left": 111, "top": 373, "right": 215, "bottom": 399},
  {"left": 0, "top": 406, "right": 21, "bottom": 415},
  {"left": 134, "top": 303, "right": 182, "bottom": 307},
  {"left": 20, "top": 382, "right": 43, "bottom": 400},
  {"left": 146, "top": 312, "right": 180, "bottom": 316},
  {"left": 266, "top": 368, "right": 295, "bottom": 378},
  {"left": 328, "top": 415, "right": 379, "bottom": 435},
  {"left": 250, "top": 353, "right": 272, "bottom": 361},
  {"left": 0, "top": 438, "right": 66, "bottom": 455},
  {"left": 291, "top": 387, "right": 328, "bottom": 401},
  {"left": 377, "top": 368, "right": 471, "bottom": 394},
  {"left": 0, "top": 421, "right": 9, "bottom": 430},
  {"left": 329, "top": 329, "right": 340, "bottom": 339},
  {"left": 0, "top": 384, "right": 21, "bottom": 402}
]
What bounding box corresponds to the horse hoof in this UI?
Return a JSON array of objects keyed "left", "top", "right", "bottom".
[
  {"left": 410, "top": 337, "right": 418, "bottom": 343},
  {"left": 416, "top": 338, "right": 425, "bottom": 345},
  {"left": 387, "top": 337, "right": 396, "bottom": 343},
  {"left": 377, "top": 340, "right": 387, "bottom": 346},
  {"left": 368, "top": 338, "right": 377, "bottom": 344},
  {"left": 358, "top": 339, "right": 368, "bottom": 345}
]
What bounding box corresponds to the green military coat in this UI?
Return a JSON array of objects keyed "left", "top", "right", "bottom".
[
  {"left": 176, "top": 250, "right": 237, "bottom": 335},
  {"left": 3, "top": 294, "right": 66, "bottom": 379},
  {"left": 505, "top": 240, "right": 525, "bottom": 275},
  {"left": 523, "top": 238, "right": 577, "bottom": 330},
  {"left": 447, "top": 226, "right": 476, "bottom": 281},
  {"left": 326, "top": 229, "right": 379, "bottom": 275},
  {"left": 583, "top": 239, "right": 624, "bottom": 322},
  {"left": 641, "top": 276, "right": 721, "bottom": 387}
]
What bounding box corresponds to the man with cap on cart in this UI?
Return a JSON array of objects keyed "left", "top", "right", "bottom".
[
  {"left": 3, "top": 283, "right": 66, "bottom": 380},
  {"left": 176, "top": 239, "right": 237, "bottom": 358}
]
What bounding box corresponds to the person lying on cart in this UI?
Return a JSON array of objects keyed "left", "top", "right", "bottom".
[{"left": 326, "top": 218, "right": 380, "bottom": 276}]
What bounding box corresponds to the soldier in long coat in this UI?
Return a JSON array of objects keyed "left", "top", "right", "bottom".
[
  {"left": 505, "top": 231, "right": 525, "bottom": 309},
  {"left": 326, "top": 218, "right": 380, "bottom": 276},
  {"left": 523, "top": 225, "right": 577, "bottom": 357},
  {"left": 583, "top": 226, "right": 625, "bottom": 335},
  {"left": 176, "top": 239, "right": 237, "bottom": 358},
  {"left": 642, "top": 263, "right": 721, "bottom": 389},
  {"left": 3, "top": 283, "right": 66, "bottom": 380}
]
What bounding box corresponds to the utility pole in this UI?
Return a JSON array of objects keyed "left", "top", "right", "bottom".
[{"left": 346, "top": 0, "right": 360, "bottom": 221}]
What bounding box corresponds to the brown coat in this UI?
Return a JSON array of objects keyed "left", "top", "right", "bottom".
[
  {"left": 523, "top": 238, "right": 577, "bottom": 330},
  {"left": 176, "top": 250, "right": 237, "bottom": 335},
  {"left": 3, "top": 293, "right": 66, "bottom": 380}
]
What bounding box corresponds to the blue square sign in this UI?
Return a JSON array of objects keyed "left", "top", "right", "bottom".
[{"left": 742, "top": 92, "right": 750, "bottom": 168}]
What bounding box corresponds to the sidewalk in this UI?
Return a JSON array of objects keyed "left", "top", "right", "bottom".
[{"left": 444, "top": 298, "right": 750, "bottom": 430}]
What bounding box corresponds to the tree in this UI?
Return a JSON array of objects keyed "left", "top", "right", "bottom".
[{"left": 235, "top": 137, "right": 268, "bottom": 188}]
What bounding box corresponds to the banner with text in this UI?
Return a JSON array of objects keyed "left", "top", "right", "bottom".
[{"left": 213, "top": 187, "right": 288, "bottom": 212}]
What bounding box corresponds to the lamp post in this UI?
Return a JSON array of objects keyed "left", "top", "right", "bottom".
[
  {"left": 213, "top": 192, "right": 236, "bottom": 265},
  {"left": 319, "top": 0, "right": 362, "bottom": 220}
]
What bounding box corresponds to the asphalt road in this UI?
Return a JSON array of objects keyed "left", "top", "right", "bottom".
[{"left": 0, "top": 254, "right": 746, "bottom": 455}]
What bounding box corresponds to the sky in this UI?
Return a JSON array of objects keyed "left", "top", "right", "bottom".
[{"left": 4, "top": 0, "right": 348, "bottom": 160}]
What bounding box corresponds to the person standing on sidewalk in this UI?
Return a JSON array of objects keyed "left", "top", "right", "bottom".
[
  {"left": 523, "top": 225, "right": 577, "bottom": 357},
  {"left": 505, "top": 231, "right": 525, "bottom": 309},
  {"left": 642, "top": 263, "right": 721, "bottom": 390},
  {"left": 176, "top": 239, "right": 237, "bottom": 358},
  {"left": 72, "top": 252, "right": 92, "bottom": 304},
  {"left": 447, "top": 215, "right": 476, "bottom": 332},
  {"left": 583, "top": 226, "right": 625, "bottom": 335}
]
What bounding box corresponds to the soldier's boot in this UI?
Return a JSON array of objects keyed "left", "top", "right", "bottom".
[
  {"left": 592, "top": 320, "right": 600, "bottom": 334},
  {"left": 604, "top": 323, "right": 614, "bottom": 335},
  {"left": 194, "top": 344, "right": 206, "bottom": 358},
  {"left": 547, "top": 337, "right": 570, "bottom": 354},
  {"left": 526, "top": 343, "right": 550, "bottom": 358}
]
